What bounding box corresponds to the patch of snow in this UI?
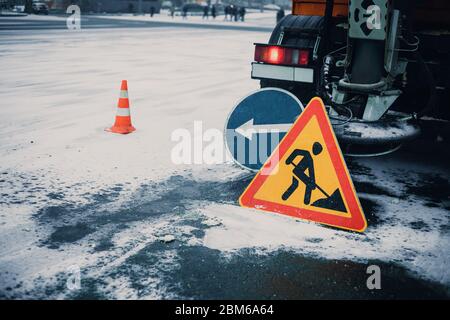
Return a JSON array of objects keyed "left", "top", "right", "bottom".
[
  {"left": 0, "top": 26, "right": 267, "bottom": 297},
  {"left": 159, "top": 234, "right": 176, "bottom": 243},
  {"left": 0, "top": 27, "right": 266, "bottom": 204},
  {"left": 201, "top": 155, "right": 450, "bottom": 287}
]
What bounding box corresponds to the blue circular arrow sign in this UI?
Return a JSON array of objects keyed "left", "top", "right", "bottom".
[{"left": 225, "top": 88, "right": 304, "bottom": 171}]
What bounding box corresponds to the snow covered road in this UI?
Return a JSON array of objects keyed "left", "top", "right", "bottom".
[{"left": 0, "top": 25, "right": 449, "bottom": 299}]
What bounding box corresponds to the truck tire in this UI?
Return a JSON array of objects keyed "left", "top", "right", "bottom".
[
  {"left": 261, "top": 15, "right": 325, "bottom": 104},
  {"left": 268, "top": 14, "right": 325, "bottom": 47}
]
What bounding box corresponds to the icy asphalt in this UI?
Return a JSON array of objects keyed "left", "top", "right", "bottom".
[
  {"left": 0, "top": 15, "right": 449, "bottom": 299},
  {"left": 0, "top": 11, "right": 274, "bottom": 32}
]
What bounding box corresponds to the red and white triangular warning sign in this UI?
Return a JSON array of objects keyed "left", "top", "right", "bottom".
[{"left": 239, "top": 97, "right": 367, "bottom": 232}]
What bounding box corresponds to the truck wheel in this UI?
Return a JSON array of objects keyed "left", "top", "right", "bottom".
[
  {"left": 261, "top": 15, "right": 325, "bottom": 105},
  {"left": 269, "top": 14, "right": 325, "bottom": 47}
]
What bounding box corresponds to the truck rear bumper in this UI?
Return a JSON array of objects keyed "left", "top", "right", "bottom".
[{"left": 251, "top": 63, "right": 314, "bottom": 83}]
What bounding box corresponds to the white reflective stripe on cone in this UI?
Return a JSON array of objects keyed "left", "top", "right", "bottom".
[
  {"left": 116, "top": 108, "right": 130, "bottom": 116},
  {"left": 120, "top": 90, "right": 128, "bottom": 98}
]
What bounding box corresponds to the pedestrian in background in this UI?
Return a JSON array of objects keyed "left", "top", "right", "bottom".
[
  {"left": 170, "top": 6, "right": 175, "bottom": 18},
  {"left": 276, "top": 7, "right": 285, "bottom": 23},
  {"left": 224, "top": 5, "right": 230, "bottom": 21},
  {"left": 203, "top": 5, "right": 209, "bottom": 19},
  {"left": 239, "top": 7, "right": 246, "bottom": 22},
  {"left": 211, "top": 5, "right": 216, "bottom": 19},
  {"left": 182, "top": 5, "right": 188, "bottom": 19},
  {"left": 150, "top": 6, "right": 155, "bottom": 17},
  {"left": 233, "top": 6, "right": 238, "bottom": 22}
]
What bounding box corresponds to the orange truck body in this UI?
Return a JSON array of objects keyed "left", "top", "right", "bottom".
[
  {"left": 292, "top": 0, "right": 450, "bottom": 26},
  {"left": 292, "top": 0, "right": 348, "bottom": 17}
]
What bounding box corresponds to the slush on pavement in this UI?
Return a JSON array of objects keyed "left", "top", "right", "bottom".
[{"left": 0, "top": 0, "right": 449, "bottom": 308}]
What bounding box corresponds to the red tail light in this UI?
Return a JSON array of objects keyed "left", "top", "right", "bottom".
[
  {"left": 254, "top": 45, "right": 309, "bottom": 66},
  {"left": 267, "top": 46, "right": 284, "bottom": 64},
  {"left": 299, "top": 50, "right": 309, "bottom": 65}
]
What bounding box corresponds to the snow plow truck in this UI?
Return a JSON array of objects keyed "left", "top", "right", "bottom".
[{"left": 251, "top": 0, "right": 450, "bottom": 156}]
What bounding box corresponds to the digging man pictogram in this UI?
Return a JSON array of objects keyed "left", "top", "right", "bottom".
[
  {"left": 281, "top": 142, "right": 347, "bottom": 212},
  {"left": 282, "top": 142, "right": 323, "bottom": 204}
]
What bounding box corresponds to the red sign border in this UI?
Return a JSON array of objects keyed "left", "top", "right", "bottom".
[{"left": 239, "top": 97, "right": 367, "bottom": 232}]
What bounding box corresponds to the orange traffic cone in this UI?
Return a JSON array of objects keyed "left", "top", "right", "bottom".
[{"left": 106, "top": 80, "right": 136, "bottom": 134}]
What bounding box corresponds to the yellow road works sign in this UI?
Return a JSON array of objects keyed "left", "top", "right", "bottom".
[{"left": 239, "top": 97, "right": 367, "bottom": 232}]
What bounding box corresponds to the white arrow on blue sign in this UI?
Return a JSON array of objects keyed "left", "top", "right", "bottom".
[{"left": 225, "top": 88, "right": 304, "bottom": 171}]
